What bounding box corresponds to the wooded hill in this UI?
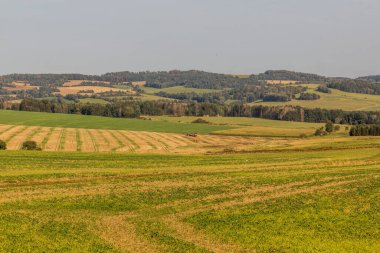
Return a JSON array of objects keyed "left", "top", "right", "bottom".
[{"left": 1, "top": 70, "right": 380, "bottom": 104}]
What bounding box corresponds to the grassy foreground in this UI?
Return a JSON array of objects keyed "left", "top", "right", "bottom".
[
  {"left": 0, "top": 149, "right": 379, "bottom": 252},
  {"left": 0, "top": 110, "right": 232, "bottom": 134}
]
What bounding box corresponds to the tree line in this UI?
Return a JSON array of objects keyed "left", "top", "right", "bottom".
[
  {"left": 327, "top": 79, "right": 380, "bottom": 95},
  {"left": 349, "top": 124, "right": 380, "bottom": 136},
  {"left": 3, "top": 98, "right": 380, "bottom": 125}
]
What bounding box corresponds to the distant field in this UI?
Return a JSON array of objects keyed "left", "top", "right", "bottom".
[
  {"left": 4, "top": 81, "right": 39, "bottom": 91},
  {"left": 1, "top": 148, "right": 379, "bottom": 252},
  {"left": 141, "top": 85, "right": 222, "bottom": 94},
  {"left": 0, "top": 110, "right": 232, "bottom": 134},
  {"left": 253, "top": 84, "right": 380, "bottom": 111},
  {"left": 137, "top": 93, "right": 174, "bottom": 101},
  {"left": 147, "top": 116, "right": 326, "bottom": 137},
  {"left": 79, "top": 98, "right": 109, "bottom": 105},
  {"left": 56, "top": 86, "right": 131, "bottom": 96},
  {"left": 265, "top": 80, "right": 298, "bottom": 84},
  {"left": 63, "top": 80, "right": 111, "bottom": 87}
]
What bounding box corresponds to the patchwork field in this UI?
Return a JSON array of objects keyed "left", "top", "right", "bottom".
[
  {"left": 1, "top": 122, "right": 380, "bottom": 154},
  {"left": 0, "top": 148, "right": 379, "bottom": 252}
]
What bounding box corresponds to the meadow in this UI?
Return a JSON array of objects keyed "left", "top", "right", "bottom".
[
  {"left": 253, "top": 84, "right": 380, "bottom": 111},
  {"left": 0, "top": 110, "right": 231, "bottom": 134},
  {"left": 0, "top": 148, "right": 379, "bottom": 252},
  {"left": 139, "top": 85, "right": 222, "bottom": 95},
  {"left": 147, "top": 116, "right": 327, "bottom": 137}
]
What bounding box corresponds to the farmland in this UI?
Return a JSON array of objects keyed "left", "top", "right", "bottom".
[
  {"left": 0, "top": 147, "right": 379, "bottom": 252},
  {"left": 56, "top": 86, "right": 131, "bottom": 96},
  {"left": 254, "top": 83, "right": 380, "bottom": 111},
  {"left": 0, "top": 110, "right": 231, "bottom": 134},
  {"left": 0, "top": 110, "right": 379, "bottom": 252},
  {"left": 139, "top": 85, "right": 223, "bottom": 95},
  {"left": 0, "top": 123, "right": 259, "bottom": 154},
  {"left": 147, "top": 116, "right": 326, "bottom": 137}
]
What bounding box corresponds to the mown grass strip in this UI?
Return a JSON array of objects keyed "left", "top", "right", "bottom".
[
  {"left": 25, "top": 127, "right": 42, "bottom": 141},
  {"left": 58, "top": 129, "right": 67, "bottom": 151},
  {"left": 41, "top": 127, "right": 54, "bottom": 149},
  {"left": 5, "top": 126, "right": 28, "bottom": 143},
  {"left": 76, "top": 129, "right": 82, "bottom": 152},
  {"left": 0, "top": 125, "right": 17, "bottom": 136}
]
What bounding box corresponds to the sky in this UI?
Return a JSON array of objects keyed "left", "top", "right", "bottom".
[{"left": 0, "top": 0, "right": 379, "bottom": 77}]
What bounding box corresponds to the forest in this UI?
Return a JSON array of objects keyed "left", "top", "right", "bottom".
[
  {"left": 349, "top": 124, "right": 380, "bottom": 136},
  {"left": 327, "top": 79, "right": 380, "bottom": 95}
]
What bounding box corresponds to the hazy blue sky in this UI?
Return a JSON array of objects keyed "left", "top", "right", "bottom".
[{"left": 0, "top": 0, "right": 379, "bottom": 77}]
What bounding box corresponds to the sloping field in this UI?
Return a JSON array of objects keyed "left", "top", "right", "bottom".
[
  {"left": 0, "top": 123, "right": 256, "bottom": 154},
  {"left": 0, "top": 148, "right": 379, "bottom": 252},
  {"left": 1, "top": 123, "right": 380, "bottom": 154},
  {"left": 4, "top": 81, "right": 39, "bottom": 91},
  {"left": 0, "top": 110, "right": 232, "bottom": 134},
  {"left": 265, "top": 80, "right": 298, "bottom": 84},
  {"left": 63, "top": 80, "right": 111, "bottom": 87},
  {"left": 56, "top": 86, "right": 131, "bottom": 95},
  {"left": 140, "top": 85, "right": 223, "bottom": 94},
  {"left": 147, "top": 116, "right": 325, "bottom": 137},
  {"left": 252, "top": 83, "right": 380, "bottom": 111}
]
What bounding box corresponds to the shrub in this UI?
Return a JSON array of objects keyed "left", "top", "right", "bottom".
[
  {"left": 297, "top": 93, "right": 320, "bottom": 100},
  {"left": 325, "top": 122, "right": 334, "bottom": 133},
  {"left": 316, "top": 85, "right": 332, "bottom": 94},
  {"left": 262, "top": 94, "right": 290, "bottom": 102},
  {"left": 334, "top": 125, "right": 341, "bottom": 131},
  {"left": 0, "top": 140, "right": 6, "bottom": 150},
  {"left": 192, "top": 118, "right": 210, "bottom": 124},
  {"left": 315, "top": 127, "right": 328, "bottom": 136},
  {"left": 299, "top": 133, "right": 307, "bottom": 138},
  {"left": 21, "top": 141, "right": 41, "bottom": 151}
]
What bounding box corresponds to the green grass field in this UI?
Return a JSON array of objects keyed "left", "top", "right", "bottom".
[
  {"left": 146, "top": 116, "right": 328, "bottom": 137},
  {"left": 0, "top": 110, "right": 232, "bottom": 134},
  {"left": 79, "top": 98, "right": 110, "bottom": 105},
  {"left": 140, "top": 85, "right": 222, "bottom": 95},
  {"left": 252, "top": 84, "right": 380, "bottom": 111},
  {"left": 1, "top": 148, "right": 379, "bottom": 252}
]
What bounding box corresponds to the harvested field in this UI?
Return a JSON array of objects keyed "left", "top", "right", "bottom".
[
  {"left": 131, "top": 81, "right": 146, "bottom": 86},
  {"left": 1, "top": 123, "right": 380, "bottom": 154},
  {"left": 63, "top": 80, "right": 111, "bottom": 87},
  {"left": 4, "top": 81, "right": 39, "bottom": 91},
  {"left": 0, "top": 124, "right": 259, "bottom": 153},
  {"left": 56, "top": 86, "right": 131, "bottom": 95},
  {"left": 265, "top": 80, "right": 298, "bottom": 84}
]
